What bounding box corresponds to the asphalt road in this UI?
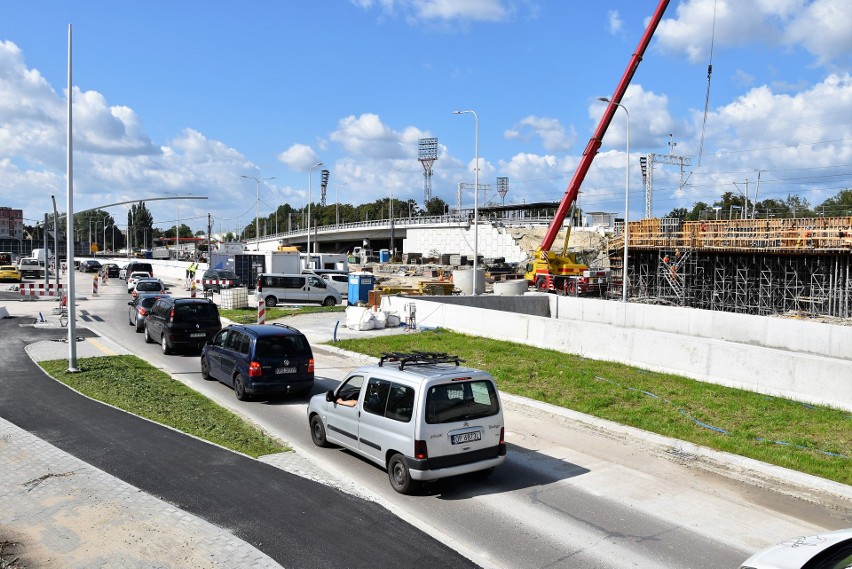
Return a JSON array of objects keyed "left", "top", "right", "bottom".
[
  {"left": 6, "top": 269, "right": 852, "bottom": 569},
  {"left": 0, "top": 313, "right": 479, "bottom": 568}
]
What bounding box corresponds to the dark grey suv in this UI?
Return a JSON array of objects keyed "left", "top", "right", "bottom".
[
  {"left": 143, "top": 297, "right": 221, "bottom": 354},
  {"left": 201, "top": 324, "right": 314, "bottom": 400}
]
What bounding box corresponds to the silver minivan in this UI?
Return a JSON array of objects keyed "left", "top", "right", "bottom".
[
  {"left": 256, "top": 273, "right": 342, "bottom": 307},
  {"left": 307, "top": 352, "right": 506, "bottom": 494}
]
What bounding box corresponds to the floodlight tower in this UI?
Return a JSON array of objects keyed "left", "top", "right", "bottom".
[
  {"left": 418, "top": 137, "right": 438, "bottom": 204},
  {"left": 497, "top": 177, "right": 509, "bottom": 205},
  {"left": 320, "top": 169, "right": 330, "bottom": 206}
]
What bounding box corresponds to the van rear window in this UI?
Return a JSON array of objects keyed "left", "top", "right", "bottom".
[
  {"left": 256, "top": 335, "right": 310, "bottom": 357},
  {"left": 173, "top": 303, "right": 219, "bottom": 322},
  {"left": 425, "top": 380, "right": 499, "bottom": 424}
]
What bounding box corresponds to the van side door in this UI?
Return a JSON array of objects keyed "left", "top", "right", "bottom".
[
  {"left": 357, "top": 377, "right": 416, "bottom": 463},
  {"left": 325, "top": 375, "right": 364, "bottom": 448},
  {"left": 220, "top": 331, "right": 248, "bottom": 385},
  {"left": 281, "top": 276, "right": 309, "bottom": 303}
]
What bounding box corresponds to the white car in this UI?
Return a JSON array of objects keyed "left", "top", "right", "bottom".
[
  {"left": 307, "top": 352, "right": 506, "bottom": 494},
  {"left": 321, "top": 273, "right": 349, "bottom": 297},
  {"left": 126, "top": 271, "right": 152, "bottom": 293},
  {"left": 131, "top": 278, "right": 166, "bottom": 298},
  {"left": 740, "top": 528, "right": 852, "bottom": 568}
]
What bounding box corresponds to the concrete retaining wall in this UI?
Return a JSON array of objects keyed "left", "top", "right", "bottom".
[
  {"left": 403, "top": 225, "right": 525, "bottom": 263},
  {"left": 381, "top": 295, "right": 852, "bottom": 412}
]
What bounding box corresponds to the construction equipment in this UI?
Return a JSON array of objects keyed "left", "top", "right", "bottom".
[{"left": 524, "top": 0, "right": 670, "bottom": 295}]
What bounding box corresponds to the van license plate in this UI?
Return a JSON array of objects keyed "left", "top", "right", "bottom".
[
  {"left": 276, "top": 367, "right": 296, "bottom": 374},
  {"left": 451, "top": 432, "right": 482, "bottom": 445},
  {"left": 189, "top": 332, "right": 206, "bottom": 338}
]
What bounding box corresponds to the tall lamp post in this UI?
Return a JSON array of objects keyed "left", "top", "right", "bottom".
[
  {"left": 307, "top": 162, "right": 323, "bottom": 257},
  {"left": 452, "top": 109, "right": 479, "bottom": 295},
  {"left": 598, "top": 97, "right": 630, "bottom": 303},
  {"left": 241, "top": 175, "right": 275, "bottom": 251}
]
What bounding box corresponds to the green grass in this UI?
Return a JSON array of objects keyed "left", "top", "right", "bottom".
[
  {"left": 220, "top": 304, "right": 345, "bottom": 324},
  {"left": 334, "top": 329, "right": 852, "bottom": 485},
  {"left": 39, "top": 356, "right": 287, "bottom": 458}
]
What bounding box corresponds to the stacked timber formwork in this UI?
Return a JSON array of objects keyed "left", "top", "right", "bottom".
[{"left": 609, "top": 217, "right": 852, "bottom": 317}]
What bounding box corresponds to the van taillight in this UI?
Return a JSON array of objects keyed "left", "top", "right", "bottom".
[
  {"left": 498, "top": 427, "right": 506, "bottom": 456},
  {"left": 307, "top": 358, "right": 314, "bottom": 373},
  {"left": 169, "top": 308, "right": 174, "bottom": 322},
  {"left": 249, "top": 361, "right": 262, "bottom": 377},
  {"left": 414, "top": 440, "right": 428, "bottom": 460},
  {"left": 256, "top": 278, "right": 262, "bottom": 292}
]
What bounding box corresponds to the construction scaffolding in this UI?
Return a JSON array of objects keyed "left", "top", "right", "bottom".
[{"left": 610, "top": 217, "right": 852, "bottom": 317}]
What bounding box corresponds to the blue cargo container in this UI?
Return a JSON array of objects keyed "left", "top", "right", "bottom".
[{"left": 348, "top": 272, "right": 375, "bottom": 305}]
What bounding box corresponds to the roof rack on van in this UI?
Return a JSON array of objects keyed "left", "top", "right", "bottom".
[{"left": 378, "top": 351, "right": 464, "bottom": 370}]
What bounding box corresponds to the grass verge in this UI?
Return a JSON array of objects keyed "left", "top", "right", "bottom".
[
  {"left": 220, "top": 304, "right": 345, "bottom": 324},
  {"left": 39, "top": 355, "right": 287, "bottom": 458},
  {"left": 334, "top": 329, "right": 852, "bottom": 486}
]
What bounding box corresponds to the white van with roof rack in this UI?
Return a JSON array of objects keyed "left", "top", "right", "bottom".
[{"left": 307, "top": 352, "right": 506, "bottom": 494}]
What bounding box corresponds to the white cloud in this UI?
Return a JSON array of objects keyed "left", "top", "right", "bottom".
[
  {"left": 277, "top": 143, "right": 321, "bottom": 171},
  {"left": 593, "top": 84, "right": 680, "bottom": 151},
  {"left": 785, "top": 0, "right": 852, "bottom": 66},
  {"left": 607, "top": 10, "right": 623, "bottom": 35},
  {"left": 329, "top": 113, "right": 427, "bottom": 160},
  {"left": 504, "top": 115, "right": 575, "bottom": 153},
  {"left": 353, "top": 0, "right": 515, "bottom": 25},
  {"left": 656, "top": 0, "right": 851, "bottom": 68}
]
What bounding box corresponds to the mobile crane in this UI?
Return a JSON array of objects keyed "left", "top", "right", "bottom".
[{"left": 524, "top": 0, "right": 670, "bottom": 295}]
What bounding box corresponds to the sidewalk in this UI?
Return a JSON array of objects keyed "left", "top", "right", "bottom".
[{"left": 0, "top": 297, "right": 282, "bottom": 568}]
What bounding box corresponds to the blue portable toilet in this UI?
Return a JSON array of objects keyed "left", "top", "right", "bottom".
[
  {"left": 348, "top": 272, "right": 375, "bottom": 305},
  {"left": 379, "top": 249, "right": 391, "bottom": 263}
]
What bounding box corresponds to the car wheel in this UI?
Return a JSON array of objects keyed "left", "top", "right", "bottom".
[
  {"left": 388, "top": 453, "right": 419, "bottom": 494},
  {"left": 143, "top": 324, "right": 153, "bottom": 343},
  {"left": 233, "top": 374, "right": 249, "bottom": 401},
  {"left": 309, "top": 415, "right": 329, "bottom": 447},
  {"left": 264, "top": 295, "right": 277, "bottom": 308},
  {"left": 322, "top": 296, "right": 337, "bottom": 307},
  {"left": 200, "top": 357, "right": 212, "bottom": 380},
  {"left": 161, "top": 334, "right": 172, "bottom": 355}
]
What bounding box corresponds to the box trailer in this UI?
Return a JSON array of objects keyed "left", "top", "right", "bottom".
[{"left": 213, "top": 251, "right": 301, "bottom": 289}]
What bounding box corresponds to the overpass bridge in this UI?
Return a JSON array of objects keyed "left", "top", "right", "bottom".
[{"left": 244, "top": 213, "right": 556, "bottom": 263}]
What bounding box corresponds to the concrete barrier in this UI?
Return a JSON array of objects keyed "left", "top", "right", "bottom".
[{"left": 381, "top": 295, "right": 852, "bottom": 412}]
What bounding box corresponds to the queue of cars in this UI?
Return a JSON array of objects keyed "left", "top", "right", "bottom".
[{"left": 54, "top": 258, "right": 502, "bottom": 496}]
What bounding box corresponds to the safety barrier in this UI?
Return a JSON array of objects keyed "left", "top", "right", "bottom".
[
  {"left": 197, "top": 279, "right": 238, "bottom": 288},
  {"left": 18, "top": 283, "right": 64, "bottom": 297}
]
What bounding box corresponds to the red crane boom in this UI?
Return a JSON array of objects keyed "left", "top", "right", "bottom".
[{"left": 539, "top": 0, "right": 670, "bottom": 252}]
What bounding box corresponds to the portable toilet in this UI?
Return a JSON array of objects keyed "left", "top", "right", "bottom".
[
  {"left": 378, "top": 249, "right": 391, "bottom": 263},
  {"left": 348, "top": 272, "right": 375, "bottom": 305}
]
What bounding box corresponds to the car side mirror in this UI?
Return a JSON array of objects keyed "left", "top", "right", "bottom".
[
  {"left": 325, "top": 390, "right": 335, "bottom": 402},
  {"left": 127, "top": 301, "right": 133, "bottom": 306}
]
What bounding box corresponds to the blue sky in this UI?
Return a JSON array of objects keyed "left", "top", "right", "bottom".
[{"left": 2, "top": 0, "right": 851, "bottom": 236}]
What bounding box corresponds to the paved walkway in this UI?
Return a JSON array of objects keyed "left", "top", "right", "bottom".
[{"left": 0, "top": 299, "right": 280, "bottom": 568}]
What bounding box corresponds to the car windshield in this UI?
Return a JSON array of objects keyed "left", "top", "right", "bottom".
[
  {"left": 173, "top": 303, "right": 218, "bottom": 322},
  {"left": 217, "top": 271, "right": 238, "bottom": 280},
  {"left": 255, "top": 335, "right": 310, "bottom": 358},
  {"left": 425, "top": 380, "right": 500, "bottom": 424}
]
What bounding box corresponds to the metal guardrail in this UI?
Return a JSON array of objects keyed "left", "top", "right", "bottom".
[{"left": 247, "top": 215, "right": 558, "bottom": 246}]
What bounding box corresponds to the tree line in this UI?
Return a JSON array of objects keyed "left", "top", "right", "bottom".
[{"left": 665, "top": 189, "right": 852, "bottom": 221}]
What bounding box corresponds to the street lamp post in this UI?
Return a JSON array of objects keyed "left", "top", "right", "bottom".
[
  {"left": 241, "top": 175, "right": 275, "bottom": 251},
  {"left": 452, "top": 109, "right": 479, "bottom": 295},
  {"left": 307, "top": 162, "right": 323, "bottom": 257},
  {"left": 598, "top": 97, "right": 630, "bottom": 303}
]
